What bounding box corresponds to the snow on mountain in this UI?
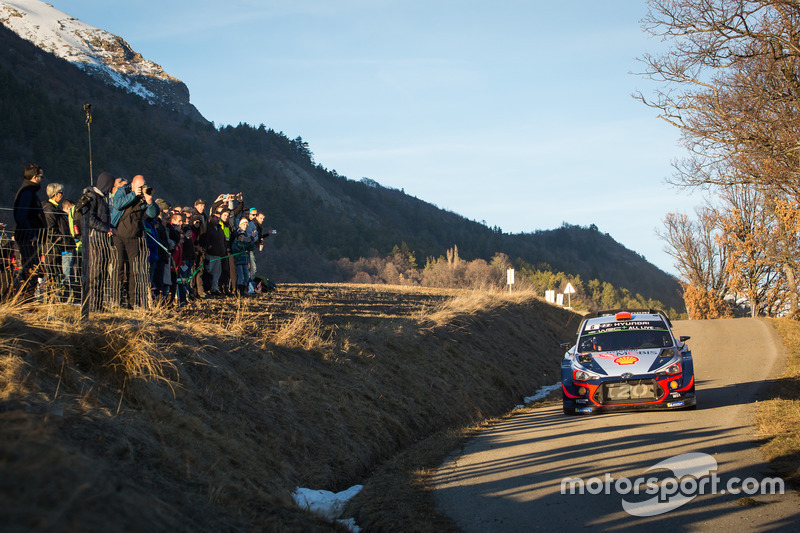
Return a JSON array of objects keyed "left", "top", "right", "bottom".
[{"left": 0, "top": 0, "right": 202, "bottom": 119}]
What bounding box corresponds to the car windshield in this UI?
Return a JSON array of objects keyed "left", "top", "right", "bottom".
[{"left": 578, "top": 320, "right": 673, "bottom": 352}]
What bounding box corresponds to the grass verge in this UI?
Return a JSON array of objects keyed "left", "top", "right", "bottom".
[
  {"left": 0, "top": 285, "right": 577, "bottom": 531},
  {"left": 757, "top": 319, "right": 800, "bottom": 486}
]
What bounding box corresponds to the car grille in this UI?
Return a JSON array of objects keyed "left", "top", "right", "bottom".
[{"left": 595, "top": 379, "right": 659, "bottom": 404}]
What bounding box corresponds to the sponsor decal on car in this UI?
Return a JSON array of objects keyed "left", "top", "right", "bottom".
[{"left": 583, "top": 321, "right": 662, "bottom": 332}]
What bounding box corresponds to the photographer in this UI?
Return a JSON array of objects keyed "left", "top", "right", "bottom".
[
  {"left": 110, "top": 175, "right": 158, "bottom": 308},
  {"left": 210, "top": 193, "right": 244, "bottom": 220}
]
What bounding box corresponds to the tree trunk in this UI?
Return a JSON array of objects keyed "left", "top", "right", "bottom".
[{"left": 784, "top": 263, "right": 799, "bottom": 314}]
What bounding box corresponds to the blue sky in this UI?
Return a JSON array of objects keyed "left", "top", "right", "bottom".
[{"left": 53, "top": 0, "right": 704, "bottom": 275}]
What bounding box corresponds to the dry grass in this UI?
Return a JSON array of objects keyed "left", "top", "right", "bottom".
[
  {"left": 0, "top": 284, "right": 578, "bottom": 531},
  {"left": 756, "top": 319, "right": 800, "bottom": 485}
]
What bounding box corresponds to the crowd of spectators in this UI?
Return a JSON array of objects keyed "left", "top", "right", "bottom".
[{"left": 3, "top": 163, "right": 273, "bottom": 309}]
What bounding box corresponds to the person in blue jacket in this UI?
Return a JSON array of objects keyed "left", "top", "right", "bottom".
[{"left": 109, "top": 175, "right": 158, "bottom": 308}]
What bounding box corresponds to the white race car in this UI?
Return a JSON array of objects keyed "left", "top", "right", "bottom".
[{"left": 561, "top": 309, "right": 696, "bottom": 415}]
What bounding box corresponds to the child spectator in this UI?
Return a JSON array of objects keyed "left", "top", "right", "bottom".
[
  {"left": 167, "top": 211, "right": 186, "bottom": 305},
  {"left": 143, "top": 215, "right": 162, "bottom": 294},
  {"left": 61, "top": 198, "right": 80, "bottom": 288}
]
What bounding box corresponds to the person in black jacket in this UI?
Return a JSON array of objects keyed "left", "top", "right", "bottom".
[
  {"left": 41, "top": 182, "right": 71, "bottom": 296},
  {"left": 13, "top": 164, "right": 45, "bottom": 288},
  {"left": 80, "top": 171, "right": 118, "bottom": 311},
  {"left": 189, "top": 199, "right": 207, "bottom": 298}
]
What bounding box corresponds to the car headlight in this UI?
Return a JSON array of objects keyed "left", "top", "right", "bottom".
[
  {"left": 573, "top": 369, "right": 599, "bottom": 381},
  {"left": 660, "top": 348, "right": 676, "bottom": 359},
  {"left": 656, "top": 362, "right": 682, "bottom": 375}
]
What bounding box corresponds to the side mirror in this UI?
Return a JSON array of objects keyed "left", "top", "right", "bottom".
[
  {"left": 679, "top": 336, "right": 691, "bottom": 343},
  {"left": 560, "top": 342, "right": 574, "bottom": 359}
]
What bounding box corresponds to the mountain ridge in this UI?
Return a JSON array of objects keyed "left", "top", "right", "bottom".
[
  {"left": 0, "top": 11, "right": 684, "bottom": 311},
  {"left": 0, "top": 0, "right": 203, "bottom": 121}
]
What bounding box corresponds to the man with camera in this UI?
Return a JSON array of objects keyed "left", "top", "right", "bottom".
[{"left": 110, "top": 175, "right": 158, "bottom": 308}]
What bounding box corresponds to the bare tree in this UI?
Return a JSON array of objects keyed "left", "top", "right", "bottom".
[
  {"left": 638, "top": 1, "right": 800, "bottom": 195},
  {"left": 716, "top": 185, "right": 785, "bottom": 316},
  {"left": 763, "top": 191, "right": 800, "bottom": 312},
  {"left": 659, "top": 207, "right": 730, "bottom": 318}
]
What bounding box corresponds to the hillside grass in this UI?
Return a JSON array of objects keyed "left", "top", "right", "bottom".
[
  {"left": 0, "top": 284, "right": 578, "bottom": 531},
  {"left": 757, "top": 319, "right": 800, "bottom": 485}
]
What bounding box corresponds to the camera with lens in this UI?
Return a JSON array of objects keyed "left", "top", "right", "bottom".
[
  {"left": 74, "top": 187, "right": 94, "bottom": 213},
  {"left": 144, "top": 186, "right": 153, "bottom": 195}
]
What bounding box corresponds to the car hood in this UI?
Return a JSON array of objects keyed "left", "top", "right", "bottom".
[{"left": 589, "top": 349, "right": 663, "bottom": 377}]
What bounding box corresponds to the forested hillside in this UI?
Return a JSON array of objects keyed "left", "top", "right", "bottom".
[{"left": 0, "top": 24, "right": 683, "bottom": 311}]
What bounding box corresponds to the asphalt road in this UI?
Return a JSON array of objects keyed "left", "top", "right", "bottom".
[{"left": 434, "top": 318, "right": 800, "bottom": 532}]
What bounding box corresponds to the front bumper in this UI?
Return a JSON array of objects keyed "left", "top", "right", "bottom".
[{"left": 562, "top": 374, "right": 696, "bottom": 414}]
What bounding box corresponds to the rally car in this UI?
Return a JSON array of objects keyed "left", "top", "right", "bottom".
[{"left": 561, "top": 309, "right": 695, "bottom": 415}]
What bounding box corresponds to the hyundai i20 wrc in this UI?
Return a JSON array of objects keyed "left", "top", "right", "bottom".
[{"left": 561, "top": 309, "right": 695, "bottom": 415}]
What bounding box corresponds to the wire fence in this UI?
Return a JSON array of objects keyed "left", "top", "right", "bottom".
[
  {"left": 1, "top": 225, "right": 83, "bottom": 305},
  {"left": 2, "top": 224, "right": 155, "bottom": 315},
  {"left": 1, "top": 203, "right": 264, "bottom": 318}
]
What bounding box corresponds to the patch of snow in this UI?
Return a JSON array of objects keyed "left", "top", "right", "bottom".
[
  {"left": 336, "top": 518, "right": 362, "bottom": 532},
  {"left": 0, "top": 0, "right": 174, "bottom": 102},
  {"left": 515, "top": 382, "right": 561, "bottom": 409},
  {"left": 292, "top": 485, "right": 362, "bottom": 530}
]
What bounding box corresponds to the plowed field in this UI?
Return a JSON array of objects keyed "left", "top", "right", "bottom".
[{"left": 180, "top": 283, "right": 461, "bottom": 330}]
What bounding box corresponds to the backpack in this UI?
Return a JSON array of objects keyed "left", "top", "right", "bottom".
[{"left": 254, "top": 275, "right": 276, "bottom": 293}]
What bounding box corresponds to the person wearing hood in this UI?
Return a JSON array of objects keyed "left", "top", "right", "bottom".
[
  {"left": 13, "top": 164, "right": 45, "bottom": 288},
  {"left": 81, "top": 171, "right": 119, "bottom": 311},
  {"left": 83, "top": 172, "right": 118, "bottom": 236}
]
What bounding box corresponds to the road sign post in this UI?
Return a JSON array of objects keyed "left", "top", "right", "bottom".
[{"left": 564, "top": 282, "right": 576, "bottom": 309}]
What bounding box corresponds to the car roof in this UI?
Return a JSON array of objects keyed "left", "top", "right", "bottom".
[{"left": 577, "top": 309, "right": 673, "bottom": 333}]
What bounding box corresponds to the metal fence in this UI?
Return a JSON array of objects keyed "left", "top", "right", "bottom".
[
  {"left": 1, "top": 224, "right": 155, "bottom": 317},
  {"left": 1, "top": 226, "right": 82, "bottom": 304}
]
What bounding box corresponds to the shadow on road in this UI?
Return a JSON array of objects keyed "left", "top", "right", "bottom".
[{"left": 435, "top": 403, "right": 800, "bottom": 531}]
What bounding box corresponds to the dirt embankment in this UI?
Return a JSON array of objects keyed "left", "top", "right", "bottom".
[{"left": 0, "top": 284, "right": 579, "bottom": 531}]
